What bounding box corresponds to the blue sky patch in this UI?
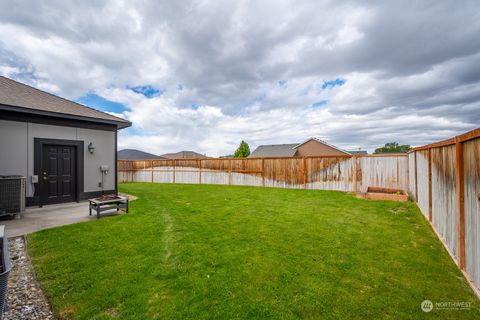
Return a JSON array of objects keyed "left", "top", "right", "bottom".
[
  {"left": 191, "top": 103, "right": 200, "bottom": 110},
  {"left": 233, "top": 93, "right": 266, "bottom": 109},
  {"left": 252, "top": 92, "right": 266, "bottom": 103},
  {"left": 321, "top": 78, "right": 346, "bottom": 90},
  {"left": 77, "top": 93, "right": 127, "bottom": 114},
  {"left": 129, "top": 84, "right": 162, "bottom": 98},
  {"left": 312, "top": 100, "right": 328, "bottom": 108},
  {"left": 278, "top": 79, "right": 288, "bottom": 87},
  {"left": 177, "top": 84, "right": 183, "bottom": 91}
]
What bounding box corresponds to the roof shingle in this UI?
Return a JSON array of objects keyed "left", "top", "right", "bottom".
[
  {"left": 161, "top": 151, "right": 208, "bottom": 159},
  {"left": 118, "top": 149, "right": 165, "bottom": 160},
  {"left": 250, "top": 144, "right": 298, "bottom": 157},
  {"left": 0, "top": 76, "right": 131, "bottom": 128}
]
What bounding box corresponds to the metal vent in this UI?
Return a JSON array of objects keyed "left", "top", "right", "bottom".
[{"left": 0, "top": 176, "right": 26, "bottom": 215}]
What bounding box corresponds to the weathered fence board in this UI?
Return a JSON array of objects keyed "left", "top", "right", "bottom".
[
  {"left": 409, "top": 128, "right": 480, "bottom": 295},
  {"left": 431, "top": 145, "right": 458, "bottom": 258},
  {"left": 416, "top": 150, "right": 430, "bottom": 219},
  {"left": 118, "top": 155, "right": 407, "bottom": 193},
  {"left": 357, "top": 155, "right": 408, "bottom": 193},
  {"left": 408, "top": 153, "right": 416, "bottom": 199},
  {"left": 306, "top": 157, "right": 355, "bottom": 191},
  {"left": 264, "top": 158, "right": 305, "bottom": 189},
  {"left": 464, "top": 138, "right": 480, "bottom": 289}
]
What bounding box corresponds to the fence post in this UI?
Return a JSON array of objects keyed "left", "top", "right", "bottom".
[
  {"left": 455, "top": 138, "right": 466, "bottom": 269},
  {"left": 261, "top": 158, "right": 265, "bottom": 187},
  {"left": 396, "top": 156, "right": 399, "bottom": 188},
  {"left": 414, "top": 151, "right": 418, "bottom": 201},
  {"left": 198, "top": 159, "right": 202, "bottom": 184},
  {"left": 405, "top": 154, "right": 409, "bottom": 194},
  {"left": 173, "top": 159, "right": 176, "bottom": 184},
  {"left": 143, "top": 161, "right": 147, "bottom": 183},
  {"left": 428, "top": 148, "right": 432, "bottom": 222},
  {"left": 228, "top": 158, "right": 234, "bottom": 184},
  {"left": 129, "top": 161, "right": 132, "bottom": 182},
  {"left": 151, "top": 160, "right": 154, "bottom": 183},
  {"left": 303, "top": 157, "right": 307, "bottom": 189},
  {"left": 352, "top": 156, "right": 357, "bottom": 192}
]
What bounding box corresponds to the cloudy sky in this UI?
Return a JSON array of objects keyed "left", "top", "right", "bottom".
[{"left": 1, "top": 0, "right": 479, "bottom": 156}]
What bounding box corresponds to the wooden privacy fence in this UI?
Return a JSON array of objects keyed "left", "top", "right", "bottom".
[
  {"left": 408, "top": 128, "right": 480, "bottom": 295},
  {"left": 118, "top": 154, "right": 408, "bottom": 193}
]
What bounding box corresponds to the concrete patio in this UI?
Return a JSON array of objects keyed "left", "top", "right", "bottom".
[{"left": 1, "top": 201, "right": 123, "bottom": 238}]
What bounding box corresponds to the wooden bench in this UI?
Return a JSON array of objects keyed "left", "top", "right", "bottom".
[{"left": 89, "top": 195, "right": 129, "bottom": 218}]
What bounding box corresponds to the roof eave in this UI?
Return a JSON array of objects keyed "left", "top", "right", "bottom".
[{"left": 0, "top": 104, "right": 132, "bottom": 130}]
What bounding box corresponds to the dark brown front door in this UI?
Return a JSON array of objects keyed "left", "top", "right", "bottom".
[{"left": 41, "top": 145, "right": 77, "bottom": 204}]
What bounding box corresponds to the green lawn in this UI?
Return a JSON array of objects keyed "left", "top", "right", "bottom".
[{"left": 27, "top": 183, "right": 479, "bottom": 319}]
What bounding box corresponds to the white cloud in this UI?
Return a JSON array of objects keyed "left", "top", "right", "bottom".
[{"left": 0, "top": 0, "right": 479, "bottom": 156}]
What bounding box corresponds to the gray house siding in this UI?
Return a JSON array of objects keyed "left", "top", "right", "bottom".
[
  {"left": 0, "top": 120, "right": 28, "bottom": 178},
  {"left": 0, "top": 119, "right": 115, "bottom": 199}
]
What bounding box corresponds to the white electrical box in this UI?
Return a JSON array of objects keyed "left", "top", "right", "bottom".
[
  {"left": 31, "top": 175, "right": 38, "bottom": 183},
  {"left": 100, "top": 165, "right": 109, "bottom": 173}
]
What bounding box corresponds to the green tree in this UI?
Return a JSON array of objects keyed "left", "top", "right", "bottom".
[
  {"left": 233, "top": 140, "right": 250, "bottom": 158},
  {"left": 374, "top": 142, "right": 411, "bottom": 154}
]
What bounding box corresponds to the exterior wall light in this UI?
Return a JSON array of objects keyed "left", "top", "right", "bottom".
[{"left": 88, "top": 142, "right": 95, "bottom": 154}]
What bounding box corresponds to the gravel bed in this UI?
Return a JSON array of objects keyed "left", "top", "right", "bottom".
[{"left": 3, "top": 237, "right": 54, "bottom": 320}]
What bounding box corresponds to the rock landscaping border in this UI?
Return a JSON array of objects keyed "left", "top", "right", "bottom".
[{"left": 4, "top": 237, "right": 53, "bottom": 320}]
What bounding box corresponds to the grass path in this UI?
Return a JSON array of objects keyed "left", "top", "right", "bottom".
[
  {"left": 27, "top": 183, "right": 479, "bottom": 319},
  {"left": 160, "top": 208, "right": 175, "bottom": 262}
]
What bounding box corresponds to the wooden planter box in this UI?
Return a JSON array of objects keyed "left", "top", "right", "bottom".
[{"left": 360, "top": 187, "right": 408, "bottom": 202}]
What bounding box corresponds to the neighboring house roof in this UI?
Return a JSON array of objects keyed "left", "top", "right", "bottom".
[
  {"left": 161, "top": 151, "right": 208, "bottom": 159},
  {"left": 0, "top": 76, "right": 131, "bottom": 129},
  {"left": 118, "top": 149, "right": 165, "bottom": 160},
  {"left": 348, "top": 150, "right": 368, "bottom": 155},
  {"left": 250, "top": 144, "right": 298, "bottom": 157},
  {"left": 294, "top": 138, "right": 351, "bottom": 155},
  {"left": 250, "top": 138, "right": 351, "bottom": 157}
]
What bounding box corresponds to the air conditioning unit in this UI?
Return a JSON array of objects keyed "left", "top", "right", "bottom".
[{"left": 0, "top": 175, "right": 26, "bottom": 216}]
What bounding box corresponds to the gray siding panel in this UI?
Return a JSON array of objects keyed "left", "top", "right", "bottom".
[
  {"left": 78, "top": 129, "right": 115, "bottom": 192},
  {"left": 0, "top": 119, "right": 116, "bottom": 198},
  {"left": 0, "top": 120, "right": 28, "bottom": 178}
]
